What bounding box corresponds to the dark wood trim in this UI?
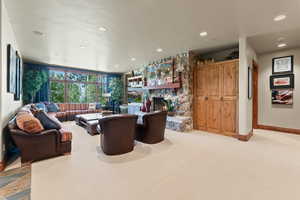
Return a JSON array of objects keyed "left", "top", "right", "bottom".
[
  {"left": 252, "top": 60, "right": 259, "bottom": 129},
  {"left": 257, "top": 125, "right": 300, "bottom": 135},
  {"left": 233, "top": 131, "right": 253, "bottom": 142},
  {"left": 0, "top": 158, "right": 6, "bottom": 172}
]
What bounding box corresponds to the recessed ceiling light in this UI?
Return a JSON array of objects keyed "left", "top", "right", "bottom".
[
  {"left": 200, "top": 31, "right": 208, "bottom": 37},
  {"left": 131, "top": 58, "right": 136, "bottom": 61},
  {"left": 80, "top": 45, "right": 87, "bottom": 48},
  {"left": 33, "top": 30, "right": 44, "bottom": 36},
  {"left": 99, "top": 27, "right": 107, "bottom": 32},
  {"left": 156, "top": 48, "right": 163, "bottom": 52},
  {"left": 274, "top": 14, "right": 286, "bottom": 21},
  {"left": 277, "top": 43, "right": 287, "bottom": 48}
]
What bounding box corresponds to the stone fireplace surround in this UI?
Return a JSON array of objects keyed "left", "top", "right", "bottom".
[{"left": 145, "top": 52, "right": 194, "bottom": 132}]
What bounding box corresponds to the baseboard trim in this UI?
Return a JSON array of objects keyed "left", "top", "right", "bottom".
[
  {"left": 257, "top": 125, "right": 300, "bottom": 135},
  {"left": 233, "top": 131, "right": 253, "bottom": 142},
  {"left": 0, "top": 160, "right": 6, "bottom": 172}
]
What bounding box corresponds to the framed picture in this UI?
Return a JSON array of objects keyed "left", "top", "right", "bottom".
[
  {"left": 248, "top": 66, "right": 252, "bottom": 99},
  {"left": 272, "top": 90, "right": 293, "bottom": 105},
  {"left": 7, "top": 44, "right": 17, "bottom": 93},
  {"left": 14, "top": 52, "right": 22, "bottom": 100},
  {"left": 272, "top": 55, "right": 293, "bottom": 74},
  {"left": 270, "top": 74, "right": 294, "bottom": 89}
]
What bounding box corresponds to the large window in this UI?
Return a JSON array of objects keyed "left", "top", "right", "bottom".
[{"left": 49, "top": 68, "right": 110, "bottom": 103}]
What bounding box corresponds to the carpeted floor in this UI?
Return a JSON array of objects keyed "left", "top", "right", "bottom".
[
  {"left": 0, "top": 166, "right": 31, "bottom": 200},
  {"left": 16, "top": 122, "right": 300, "bottom": 199}
]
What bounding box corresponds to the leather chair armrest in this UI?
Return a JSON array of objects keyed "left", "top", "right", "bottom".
[{"left": 96, "top": 125, "right": 103, "bottom": 134}]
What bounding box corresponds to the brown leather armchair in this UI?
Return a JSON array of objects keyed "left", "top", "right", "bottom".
[
  {"left": 136, "top": 111, "right": 167, "bottom": 144},
  {"left": 97, "top": 114, "right": 138, "bottom": 155},
  {"left": 10, "top": 128, "right": 71, "bottom": 164}
]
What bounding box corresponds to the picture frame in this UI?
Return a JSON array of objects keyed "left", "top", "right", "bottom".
[
  {"left": 14, "top": 52, "right": 22, "bottom": 101},
  {"left": 7, "top": 44, "right": 17, "bottom": 93},
  {"left": 270, "top": 74, "right": 294, "bottom": 89},
  {"left": 272, "top": 55, "right": 294, "bottom": 74},
  {"left": 272, "top": 89, "right": 293, "bottom": 105},
  {"left": 248, "top": 66, "right": 252, "bottom": 99}
]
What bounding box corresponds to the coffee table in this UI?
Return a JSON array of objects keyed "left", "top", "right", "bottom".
[{"left": 75, "top": 112, "right": 113, "bottom": 135}]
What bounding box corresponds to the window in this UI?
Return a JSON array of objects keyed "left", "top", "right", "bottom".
[
  {"left": 50, "top": 81, "right": 65, "bottom": 103},
  {"left": 49, "top": 68, "right": 117, "bottom": 103}
]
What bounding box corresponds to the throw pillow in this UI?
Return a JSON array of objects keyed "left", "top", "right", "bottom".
[
  {"left": 35, "top": 103, "right": 48, "bottom": 112},
  {"left": 34, "top": 110, "right": 62, "bottom": 130},
  {"left": 88, "top": 103, "right": 96, "bottom": 110},
  {"left": 16, "top": 113, "right": 44, "bottom": 134},
  {"left": 46, "top": 103, "right": 60, "bottom": 112},
  {"left": 96, "top": 103, "right": 102, "bottom": 110}
]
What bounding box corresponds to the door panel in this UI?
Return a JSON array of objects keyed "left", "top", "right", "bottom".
[
  {"left": 221, "top": 98, "right": 236, "bottom": 135},
  {"left": 223, "top": 62, "right": 236, "bottom": 97},
  {"left": 194, "top": 97, "right": 207, "bottom": 130},
  {"left": 207, "top": 97, "right": 221, "bottom": 133},
  {"left": 193, "top": 65, "right": 208, "bottom": 130},
  {"left": 207, "top": 65, "right": 220, "bottom": 96}
]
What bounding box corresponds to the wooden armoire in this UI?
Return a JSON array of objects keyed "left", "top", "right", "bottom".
[{"left": 193, "top": 59, "right": 238, "bottom": 136}]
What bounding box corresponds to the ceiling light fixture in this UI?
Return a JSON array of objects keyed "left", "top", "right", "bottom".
[
  {"left": 274, "top": 14, "right": 286, "bottom": 21},
  {"left": 80, "top": 45, "right": 87, "bottom": 48},
  {"left": 277, "top": 43, "right": 287, "bottom": 48},
  {"left": 131, "top": 58, "right": 136, "bottom": 61},
  {"left": 33, "top": 30, "right": 44, "bottom": 36},
  {"left": 200, "top": 31, "right": 208, "bottom": 37},
  {"left": 156, "top": 48, "right": 163, "bottom": 52},
  {"left": 99, "top": 27, "right": 107, "bottom": 32}
]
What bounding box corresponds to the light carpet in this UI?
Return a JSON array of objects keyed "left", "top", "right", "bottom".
[{"left": 31, "top": 122, "right": 300, "bottom": 200}]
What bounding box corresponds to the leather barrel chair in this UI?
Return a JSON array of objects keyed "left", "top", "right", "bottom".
[
  {"left": 136, "top": 111, "right": 167, "bottom": 144},
  {"left": 97, "top": 114, "right": 138, "bottom": 155}
]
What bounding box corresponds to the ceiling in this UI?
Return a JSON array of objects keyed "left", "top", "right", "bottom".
[
  {"left": 248, "top": 27, "right": 300, "bottom": 55},
  {"left": 4, "top": 0, "right": 300, "bottom": 72}
]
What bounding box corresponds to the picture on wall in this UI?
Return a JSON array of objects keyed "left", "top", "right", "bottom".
[
  {"left": 14, "top": 52, "right": 22, "bottom": 100},
  {"left": 272, "top": 55, "right": 293, "bottom": 74},
  {"left": 248, "top": 66, "right": 252, "bottom": 99},
  {"left": 270, "top": 74, "right": 294, "bottom": 89},
  {"left": 272, "top": 90, "right": 293, "bottom": 105},
  {"left": 7, "top": 44, "right": 17, "bottom": 93}
]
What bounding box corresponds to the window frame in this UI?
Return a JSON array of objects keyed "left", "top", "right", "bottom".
[{"left": 49, "top": 67, "right": 103, "bottom": 103}]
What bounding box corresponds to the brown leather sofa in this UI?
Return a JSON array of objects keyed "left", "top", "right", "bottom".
[
  {"left": 97, "top": 114, "right": 138, "bottom": 155},
  {"left": 8, "top": 105, "right": 72, "bottom": 164},
  {"left": 136, "top": 111, "right": 167, "bottom": 144},
  {"left": 50, "top": 103, "right": 102, "bottom": 122}
]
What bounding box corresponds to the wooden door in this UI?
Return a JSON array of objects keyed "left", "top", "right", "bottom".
[
  {"left": 206, "top": 64, "right": 222, "bottom": 133},
  {"left": 221, "top": 61, "right": 237, "bottom": 135},
  {"left": 193, "top": 64, "right": 208, "bottom": 130},
  {"left": 193, "top": 59, "right": 238, "bottom": 136}
]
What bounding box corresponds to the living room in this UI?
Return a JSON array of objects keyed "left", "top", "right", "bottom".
[{"left": 1, "top": 0, "right": 300, "bottom": 199}]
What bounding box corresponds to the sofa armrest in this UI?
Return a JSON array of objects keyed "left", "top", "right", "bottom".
[{"left": 10, "top": 128, "right": 59, "bottom": 137}]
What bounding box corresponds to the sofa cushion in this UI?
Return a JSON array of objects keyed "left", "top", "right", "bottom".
[
  {"left": 16, "top": 113, "right": 44, "bottom": 134},
  {"left": 34, "top": 110, "right": 62, "bottom": 130},
  {"left": 35, "top": 103, "right": 48, "bottom": 112},
  {"left": 46, "top": 103, "right": 60, "bottom": 112},
  {"left": 59, "top": 129, "right": 72, "bottom": 142},
  {"left": 96, "top": 103, "right": 102, "bottom": 110}
]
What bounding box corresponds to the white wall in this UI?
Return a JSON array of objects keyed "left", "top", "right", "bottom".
[
  {"left": 258, "top": 48, "right": 300, "bottom": 129},
  {"left": 0, "top": 0, "right": 23, "bottom": 160},
  {"left": 239, "top": 37, "right": 257, "bottom": 135}
]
